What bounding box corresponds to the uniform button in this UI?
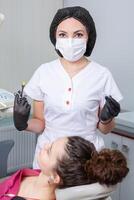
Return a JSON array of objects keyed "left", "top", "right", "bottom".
[
  {"left": 68, "top": 88, "right": 71, "bottom": 91},
  {"left": 66, "top": 101, "right": 70, "bottom": 105}
]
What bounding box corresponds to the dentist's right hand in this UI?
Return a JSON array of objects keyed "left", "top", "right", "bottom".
[{"left": 13, "top": 91, "right": 31, "bottom": 131}]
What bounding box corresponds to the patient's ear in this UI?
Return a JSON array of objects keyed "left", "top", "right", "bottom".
[{"left": 54, "top": 174, "right": 60, "bottom": 184}]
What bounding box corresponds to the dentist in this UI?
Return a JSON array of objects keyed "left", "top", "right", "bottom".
[{"left": 13, "top": 6, "right": 122, "bottom": 169}]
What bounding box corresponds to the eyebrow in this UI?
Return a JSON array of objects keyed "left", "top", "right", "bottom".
[
  {"left": 73, "top": 30, "right": 85, "bottom": 34},
  {"left": 57, "top": 30, "right": 85, "bottom": 34},
  {"left": 57, "top": 30, "right": 66, "bottom": 33}
]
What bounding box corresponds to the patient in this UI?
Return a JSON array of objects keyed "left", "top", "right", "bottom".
[{"left": 0, "top": 136, "right": 129, "bottom": 200}]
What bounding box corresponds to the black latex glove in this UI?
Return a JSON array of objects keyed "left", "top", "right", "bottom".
[
  {"left": 99, "top": 96, "right": 120, "bottom": 122},
  {"left": 13, "top": 91, "right": 31, "bottom": 131}
]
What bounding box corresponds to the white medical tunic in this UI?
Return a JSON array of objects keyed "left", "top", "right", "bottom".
[{"left": 24, "top": 59, "right": 123, "bottom": 169}]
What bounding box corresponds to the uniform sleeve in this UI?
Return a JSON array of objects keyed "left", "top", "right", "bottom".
[
  {"left": 24, "top": 66, "right": 44, "bottom": 101},
  {"left": 100, "top": 70, "right": 123, "bottom": 108}
]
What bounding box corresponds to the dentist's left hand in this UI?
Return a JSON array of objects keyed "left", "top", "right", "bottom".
[
  {"left": 13, "top": 91, "right": 31, "bottom": 131},
  {"left": 99, "top": 96, "right": 120, "bottom": 123}
]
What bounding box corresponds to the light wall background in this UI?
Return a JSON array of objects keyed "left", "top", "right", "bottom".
[
  {"left": 0, "top": 0, "right": 63, "bottom": 92},
  {"left": 64, "top": 0, "right": 134, "bottom": 111}
]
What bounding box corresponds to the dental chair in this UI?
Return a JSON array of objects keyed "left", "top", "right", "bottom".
[
  {"left": 55, "top": 182, "right": 116, "bottom": 200},
  {"left": 0, "top": 139, "right": 14, "bottom": 178}
]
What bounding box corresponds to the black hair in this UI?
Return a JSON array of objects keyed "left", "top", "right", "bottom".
[{"left": 49, "top": 6, "right": 96, "bottom": 57}]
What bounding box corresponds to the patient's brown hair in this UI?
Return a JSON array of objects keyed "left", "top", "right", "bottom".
[
  {"left": 56, "top": 136, "right": 129, "bottom": 188},
  {"left": 85, "top": 149, "right": 129, "bottom": 186}
]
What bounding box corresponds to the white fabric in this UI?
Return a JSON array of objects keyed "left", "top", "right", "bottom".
[
  {"left": 56, "top": 38, "right": 86, "bottom": 62},
  {"left": 55, "top": 182, "right": 115, "bottom": 200},
  {"left": 24, "top": 59, "right": 123, "bottom": 169}
]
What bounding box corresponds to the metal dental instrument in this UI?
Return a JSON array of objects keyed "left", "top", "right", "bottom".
[{"left": 20, "top": 81, "right": 26, "bottom": 98}]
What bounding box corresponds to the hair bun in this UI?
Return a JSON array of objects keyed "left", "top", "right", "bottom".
[
  {"left": 84, "top": 149, "right": 129, "bottom": 185},
  {"left": 84, "top": 153, "right": 98, "bottom": 183}
]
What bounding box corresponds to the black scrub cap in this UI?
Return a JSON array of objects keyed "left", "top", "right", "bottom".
[{"left": 49, "top": 6, "right": 97, "bottom": 57}]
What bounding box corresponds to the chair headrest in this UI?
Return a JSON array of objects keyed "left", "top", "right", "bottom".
[{"left": 55, "top": 182, "right": 116, "bottom": 200}]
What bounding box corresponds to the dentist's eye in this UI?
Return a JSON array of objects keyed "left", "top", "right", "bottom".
[
  {"left": 75, "top": 33, "right": 84, "bottom": 38},
  {"left": 58, "top": 33, "right": 66, "bottom": 38}
]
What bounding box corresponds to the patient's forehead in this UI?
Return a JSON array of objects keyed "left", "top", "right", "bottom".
[{"left": 51, "top": 137, "right": 68, "bottom": 159}]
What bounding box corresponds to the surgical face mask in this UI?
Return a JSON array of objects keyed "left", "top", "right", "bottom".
[{"left": 56, "top": 38, "right": 87, "bottom": 62}]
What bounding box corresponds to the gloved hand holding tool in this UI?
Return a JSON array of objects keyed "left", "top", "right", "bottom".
[{"left": 13, "top": 82, "right": 31, "bottom": 131}]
